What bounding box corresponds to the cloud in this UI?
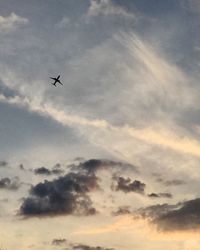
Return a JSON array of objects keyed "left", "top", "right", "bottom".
[
  {"left": 34, "top": 167, "right": 51, "bottom": 175},
  {"left": 164, "top": 179, "right": 186, "bottom": 186},
  {"left": 0, "top": 161, "right": 8, "bottom": 167},
  {"left": 34, "top": 166, "right": 64, "bottom": 176},
  {"left": 0, "top": 13, "right": 28, "bottom": 32},
  {"left": 72, "top": 244, "right": 114, "bottom": 250},
  {"left": 113, "top": 176, "right": 145, "bottom": 194},
  {"left": 0, "top": 177, "right": 21, "bottom": 190},
  {"left": 148, "top": 193, "right": 172, "bottom": 198},
  {"left": 137, "top": 198, "right": 200, "bottom": 231},
  {"left": 19, "top": 164, "right": 25, "bottom": 170},
  {"left": 51, "top": 238, "right": 114, "bottom": 250},
  {"left": 52, "top": 238, "right": 67, "bottom": 246},
  {"left": 76, "top": 159, "right": 138, "bottom": 174},
  {"left": 2, "top": 30, "right": 200, "bottom": 168},
  {"left": 0, "top": 92, "right": 109, "bottom": 130},
  {"left": 112, "top": 206, "right": 131, "bottom": 216},
  {"left": 87, "top": 0, "right": 134, "bottom": 18},
  {"left": 156, "top": 177, "right": 186, "bottom": 186},
  {"left": 20, "top": 172, "right": 99, "bottom": 217}
]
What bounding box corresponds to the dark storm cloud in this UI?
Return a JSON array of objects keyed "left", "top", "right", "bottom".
[
  {"left": 20, "top": 172, "right": 99, "bottom": 217},
  {"left": 76, "top": 159, "right": 138, "bottom": 174},
  {"left": 0, "top": 177, "right": 21, "bottom": 190},
  {"left": 52, "top": 238, "right": 67, "bottom": 246},
  {"left": 113, "top": 176, "right": 145, "bottom": 194},
  {"left": 137, "top": 198, "right": 200, "bottom": 231},
  {"left": 148, "top": 193, "right": 172, "bottom": 198}
]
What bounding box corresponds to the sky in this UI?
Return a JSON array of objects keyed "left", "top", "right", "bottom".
[{"left": 1, "top": 0, "right": 200, "bottom": 249}]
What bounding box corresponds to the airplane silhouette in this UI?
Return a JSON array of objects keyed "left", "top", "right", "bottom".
[{"left": 50, "top": 75, "right": 63, "bottom": 86}]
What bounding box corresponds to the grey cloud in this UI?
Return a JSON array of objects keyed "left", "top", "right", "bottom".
[
  {"left": 137, "top": 198, "right": 200, "bottom": 231},
  {"left": 51, "top": 239, "right": 114, "bottom": 250},
  {"left": 0, "top": 161, "right": 8, "bottom": 167},
  {"left": 34, "top": 167, "right": 51, "bottom": 175},
  {"left": 52, "top": 238, "right": 67, "bottom": 246},
  {"left": 76, "top": 159, "right": 138, "bottom": 174},
  {"left": 51, "top": 168, "right": 64, "bottom": 175},
  {"left": 0, "top": 177, "right": 21, "bottom": 190},
  {"left": 20, "top": 172, "right": 99, "bottom": 217},
  {"left": 164, "top": 179, "right": 186, "bottom": 186},
  {"left": 34, "top": 166, "right": 64, "bottom": 176},
  {"left": 113, "top": 176, "right": 145, "bottom": 194},
  {"left": 156, "top": 177, "right": 186, "bottom": 186},
  {"left": 52, "top": 163, "right": 65, "bottom": 175},
  {"left": 53, "top": 163, "right": 62, "bottom": 169},
  {"left": 112, "top": 206, "right": 131, "bottom": 216},
  {"left": 19, "top": 164, "right": 25, "bottom": 170},
  {"left": 137, "top": 203, "right": 179, "bottom": 221},
  {"left": 72, "top": 244, "right": 114, "bottom": 250},
  {"left": 148, "top": 193, "right": 172, "bottom": 198}
]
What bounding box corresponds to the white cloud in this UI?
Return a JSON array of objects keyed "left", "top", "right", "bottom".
[
  {"left": 87, "top": 0, "right": 134, "bottom": 18},
  {"left": 0, "top": 12, "right": 28, "bottom": 32}
]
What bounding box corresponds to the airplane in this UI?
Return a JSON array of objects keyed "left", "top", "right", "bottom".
[{"left": 50, "top": 75, "right": 63, "bottom": 86}]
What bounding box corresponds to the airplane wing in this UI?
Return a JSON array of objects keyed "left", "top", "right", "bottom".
[
  {"left": 58, "top": 80, "right": 63, "bottom": 85},
  {"left": 50, "top": 77, "right": 56, "bottom": 81},
  {"left": 57, "top": 75, "right": 60, "bottom": 79}
]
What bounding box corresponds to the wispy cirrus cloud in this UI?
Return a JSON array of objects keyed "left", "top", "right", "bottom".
[{"left": 1, "top": 30, "right": 200, "bottom": 178}]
